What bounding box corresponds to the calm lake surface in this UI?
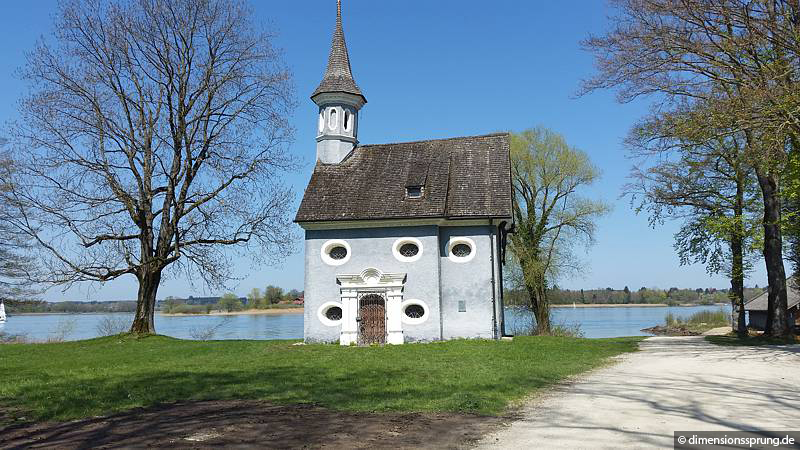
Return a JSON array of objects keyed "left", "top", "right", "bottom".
[{"left": 0, "top": 304, "right": 731, "bottom": 342}]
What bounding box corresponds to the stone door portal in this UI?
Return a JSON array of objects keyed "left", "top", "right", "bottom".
[{"left": 358, "top": 293, "right": 386, "bottom": 345}]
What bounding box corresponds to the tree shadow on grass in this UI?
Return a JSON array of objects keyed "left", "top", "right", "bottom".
[
  {"left": 0, "top": 365, "right": 513, "bottom": 449},
  {"left": 0, "top": 399, "right": 507, "bottom": 449}
]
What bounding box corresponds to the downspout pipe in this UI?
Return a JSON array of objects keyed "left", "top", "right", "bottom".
[
  {"left": 497, "top": 221, "right": 514, "bottom": 337},
  {"left": 489, "top": 219, "right": 498, "bottom": 339}
]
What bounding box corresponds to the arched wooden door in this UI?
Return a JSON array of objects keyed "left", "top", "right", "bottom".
[{"left": 358, "top": 293, "right": 386, "bottom": 345}]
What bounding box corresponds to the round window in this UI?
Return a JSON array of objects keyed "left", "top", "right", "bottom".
[
  {"left": 399, "top": 243, "right": 419, "bottom": 258},
  {"left": 448, "top": 238, "right": 476, "bottom": 263},
  {"left": 392, "top": 237, "right": 423, "bottom": 262},
  {"left": 329, "top": 246, "right": 348, "bottom": 260},
  {"left": 401, "top": 299, "right": 429, "bottom": 324},
  {"left": 318, "top": 301, "right": 344, "bottom": 326},
  {"left": 404, "top": 304, "right": 425, "bottom": 319},
  {"left": 321, "top": 240, "right": 351, "bottom": 266},
  {"left": 452, "top": 243, "right": 472, "bottom": 257},
  {"left": 325, "top": 306, "right": 342, "bottom": 321}
]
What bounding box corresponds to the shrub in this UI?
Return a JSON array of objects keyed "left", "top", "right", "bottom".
[
  {"left": 0, "top": 331, "right": 27, "bottom": 344},
  {"left": 170, "top": 304, "right": 209, "bottom": 315},
  {"left": 96, "top": 315, "right": 131, "bottom": 336},
  {"left": 188, "top": 317, "right": 233, "bottom": 340},
  {"left": 507, "top": 306, "right": 584, "bottom": 337},
  {"left": 664, "top": 308, "right": 728, "bottom": 328},
  {"left": 685, "top": 308, "right": 728, "bottom": 326},
  {"left": 665, "top": 312, "right": 680, "bottom": 327},
  {"left": 217, "top": 293, "right": 243, "bottom": 312},
  {"left": 48, "top": 318, "right": 78, "bottom": 342}
]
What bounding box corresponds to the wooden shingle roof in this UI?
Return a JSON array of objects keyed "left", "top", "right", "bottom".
[
  {"left": 295, "top": 133, "right": 513, "bottom": 223},
  {"left": 311, "top": 1, "right": 365, "bottom": 103},
  {"left": 744, "top": 276, "right": 800, "bottom": 311}
]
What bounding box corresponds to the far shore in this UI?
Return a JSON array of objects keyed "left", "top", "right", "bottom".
[
  {"left": 549, "top": 303, "right": 727, "bottom": 308},
  {"left": 8, "top": 308, "right": 305, "bottom": 317},
  {"left": 159, "top": 308, "right": 304, "bottom": 317}
]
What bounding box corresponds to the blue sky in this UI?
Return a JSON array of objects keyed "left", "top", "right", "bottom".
[{"left": 0, "top": 1, "right": 768, "bottom": 301}]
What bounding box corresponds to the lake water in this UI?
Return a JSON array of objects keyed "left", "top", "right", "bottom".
[{"left": 0, "top": 304, "right": 731, "bottom": 342}]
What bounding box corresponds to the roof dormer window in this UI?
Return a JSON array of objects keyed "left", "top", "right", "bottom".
[{"left": 406, "top": 185, "right": 423, "bottom": 199}]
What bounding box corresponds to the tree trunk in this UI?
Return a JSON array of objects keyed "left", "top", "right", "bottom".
[
  {"left": 755, "top": 169, "right": 790, "bottom": 337},
  {"left": 730, "top": 177, "right": 748, "bottom": 338},
  {"left": 729, "top": 233, "right": 748, "bottom": 338},
  {"left": 525, "top": 274, "right": 550, "bottom": 335},
  {"left": 130, "top": 269, "right": 162, "bottom": 334}
]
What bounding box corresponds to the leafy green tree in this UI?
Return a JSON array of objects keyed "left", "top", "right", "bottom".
[
  {"left": 161, "top": 297, "right": 185, "bottom": 314},
  {"left": 625, "top": 123, "right": 761, "bottom": 337},
  {"left": 247, "top": 288, "right": 263, "bottom": 309},
  {"left": 787, "top": 149, "right": 800, "bottom": 275},
  {"left": 509, "top": 127, "right": 609, "bottom": 333},
  {"left": 217, "top": 293, "right": 243, "bottom": 313},
  {"left": 582, "top": 0, "right": 797, "bottom": 336},
  {"left": 284, "top": 289, "right": 302, "bottom": 302},
  {"left": 265, "top": 285, "right": 284, "bottom": 305}
]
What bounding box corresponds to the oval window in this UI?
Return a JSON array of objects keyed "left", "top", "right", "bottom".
[
  {"left": 325, "top": 306, "right": 342, "bottom": 321},
  {"left": 392, "top": 237, "right": 423, "bottom": 262},
  {"left": 399, "top": 243, "right": 419, "bottom": 258},
  {"left": 329, "top": 246, "right": 348, "bottom": 260},
  {"left": 321, "top": 239, "right": 351, "bottom": 266},
  {"left": 318, "top": 110, "right": 325, "bottom": 133},
  {"left": 404, "top": 304, "right": 425, "bottom": 319},
  {"left": 448, "top": 238, "right": 476, "bottom": 263},
  {"left": 452, "top": 243, "right": 472, "bottom": 257},
  {"left": 401, "top": 299, "right": 429, "bottom": 324},
  {"left": 328, "top": 109, "right": 338, "bottom": 130},
  {"left": 344, "top": 110, "right": 351, "bottom": 131},
  {"left": 318, "top": 301, "right": 344, "bottom": 326}
]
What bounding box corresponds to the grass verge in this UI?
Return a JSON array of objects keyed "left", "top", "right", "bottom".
[
  {"left": 0, "top": 335, "right": 641, "bottom": 421},
  {"left": 705, "top": 334, "right": 799, "bottom": 346}
]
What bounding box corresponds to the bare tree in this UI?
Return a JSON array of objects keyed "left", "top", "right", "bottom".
[
  {"left": 0, "top": 142, "right": 39, "bottom": 303},
  {"left": 581, "top": 0, "right": 799, "bottom": 336},
  {"left": 4, "top": 0, "right": 297, "bottom": 334}
]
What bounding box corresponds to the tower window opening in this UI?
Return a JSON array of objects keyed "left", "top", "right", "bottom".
[
  {"left": 329, "top": 109, "right": 338, "bottom": 130},
  {"left": 344, "top": 110, "right": 351, "bottom": 131}
]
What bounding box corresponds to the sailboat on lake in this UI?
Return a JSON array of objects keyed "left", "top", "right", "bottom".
[{"left": 0, "top": 300, "right": 7, "bottom": 323}]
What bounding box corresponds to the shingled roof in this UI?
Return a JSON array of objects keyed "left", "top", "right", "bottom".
[
  {"left": 311, "top": 1, "right": 365, "bottom": 103},
  {"left": 745, "top": 276, "right": 800, "bottom": 311},
  {"left": 295, "top": 133, "right": 513, "bottom": 223}
]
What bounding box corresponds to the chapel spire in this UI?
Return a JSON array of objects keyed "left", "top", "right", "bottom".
[
  {"left": 312, "top": 0, "right": 366, "bottom": 164},
  {"left": 311, "top": 0, "right": 366, "bottom": 103}
]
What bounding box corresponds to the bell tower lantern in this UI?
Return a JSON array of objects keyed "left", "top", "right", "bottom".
[{"left": 312, "top": 0, "right": 366, "bottom": 164}]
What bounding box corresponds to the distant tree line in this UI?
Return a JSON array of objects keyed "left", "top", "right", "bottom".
[
  {"left": 3, "top": 286, "right": 302, "bottom": 315},
  {"left": 505, "top": 286, "right": 765, "bottom": 308},
  {"left": 5, "top": 300, "right": 136, "bottom": 314},
  {"left": 159, "top": 286, "right": 303, "bottom": 314}
]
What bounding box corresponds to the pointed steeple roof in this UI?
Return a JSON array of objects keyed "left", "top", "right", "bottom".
[{"left": 312, "top": 0, "right": 366, "bottom": 103}]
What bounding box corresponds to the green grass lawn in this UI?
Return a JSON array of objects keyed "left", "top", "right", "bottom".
[
  {"left": 0, "top": 335, "right": 642, "bottom": 422},
  {"left": 706, "top": 334, "right": 800, "bottom": 346}
]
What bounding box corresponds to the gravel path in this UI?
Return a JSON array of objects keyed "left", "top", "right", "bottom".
[{"left": 475, "top": 336, "right": 800, "bottom": 449}]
